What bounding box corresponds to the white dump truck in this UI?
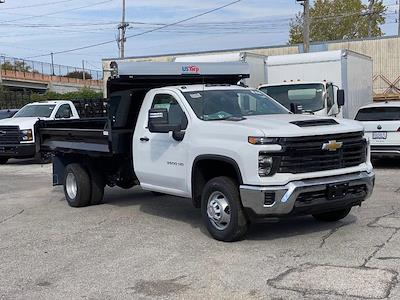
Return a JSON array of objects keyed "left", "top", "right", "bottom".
[{"left": 38, "top": 62, "right": 374, "bottom": 241}]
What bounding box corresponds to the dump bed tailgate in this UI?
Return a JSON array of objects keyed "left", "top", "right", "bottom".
[{"left": 38, "top": 118, "right": 111, "bottom": 154}]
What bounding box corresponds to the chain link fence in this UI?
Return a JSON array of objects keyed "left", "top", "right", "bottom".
[{"left": 0, "top": 56, "right": 103, "bottom": 80}]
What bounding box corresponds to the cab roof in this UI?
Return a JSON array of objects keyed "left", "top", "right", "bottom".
[
  {"left": 259, "top": 81, "right": 328, "bottom": 88},
  {"left": 358, "top": 101, "right": 400, "bottom": 109},
  {"left": 169, "top": 84, "right": 250, "bottom": 93},
  {"left": 26, "top": 100, "right": 69, "bottom": 105}
]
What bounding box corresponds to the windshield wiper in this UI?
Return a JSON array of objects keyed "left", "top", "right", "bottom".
[
  {"left": 220, "top": 116, "right": 246, "bottom": 121},
  {"left": 302, "top": 110, "right": 315, "bottom": 115}
]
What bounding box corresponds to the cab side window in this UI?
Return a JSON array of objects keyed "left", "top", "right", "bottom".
[
  {"left": 151, "top": 94, "right": 188, "bottom": 129},
  {"left": 327, "top": 84, "right": 335, "bottom": 112},
  {"left": 55, "top": 104, "right": 72, "bottom": 119}
]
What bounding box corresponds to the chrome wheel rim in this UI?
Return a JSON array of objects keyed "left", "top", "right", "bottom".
[
  {"left": 207, "top": 191, "right": 231, "bottom": 231},
  {"left": 66, "top": 172, "right": 78, "bottom": 200}
]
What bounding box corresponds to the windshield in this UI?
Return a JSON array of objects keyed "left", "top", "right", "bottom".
[
  {"left": 0, "top": 111, "right": 12, "bottom": 119},
  {"left": 355, "top": 107, "right": 400, "bottom": 121},
  {"left": 14, "top": 105, "right": 56, "bottom": 118},
  {"left": 183, "top": 89, "right": 289, "bottom": 121},
  {"left": 259, "top": 84, "right": 325, "bottom": 112}
]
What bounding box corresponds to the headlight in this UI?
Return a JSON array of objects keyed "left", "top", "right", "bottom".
[
  {"left": 20, "top": 129, "right": 33, "bottom": 141},
  {"left": 259, "top": 153, "right": 274, "bottom": 177},
  {"left": 248, "top": 136, "right": 279, "bottom": 145}
]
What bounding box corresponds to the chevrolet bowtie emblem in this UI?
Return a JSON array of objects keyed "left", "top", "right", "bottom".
[
  {"left": 0, "top": 130, "right": 6, "bottom": 136},
  {"left": 322, "top": 140, "right": 343, "bottom": 151}
]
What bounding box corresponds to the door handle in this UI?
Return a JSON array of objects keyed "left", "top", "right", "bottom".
[{"left": 140, "top": 137, "right": 150, "bottom": 142}]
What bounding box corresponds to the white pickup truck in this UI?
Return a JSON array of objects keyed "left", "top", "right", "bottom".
[
  {"left": 38, "top": 62, "right": 375, "bottom": 241},
  {"left": 0, "top": 100, "right": 79, "bottom": 164}
]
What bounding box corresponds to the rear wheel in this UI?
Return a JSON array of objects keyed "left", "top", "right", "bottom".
[
  {"left": 0, "top": 158, "right": 8, "bottom": 165},
  {"left": 201, "top": 176, "right": 248, "bottom": 242},
  {"left": 312, "top": 208, "right": 351, "bottom": 222},
  {"left": 64, "top": 164, "right": 91, "bottom": 207}
]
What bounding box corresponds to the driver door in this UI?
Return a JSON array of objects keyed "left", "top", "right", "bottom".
[{"left": 134, "top": 92, "right": 190, "bottom": 196}]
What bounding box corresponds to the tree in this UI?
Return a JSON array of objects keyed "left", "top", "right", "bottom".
[
  {"left": 1, "top": 60, "right": 32, "bottom": 72},
  {"left": 31, "top": 87, "right": 102, "bottom": 102},
  {"left": 65, "top": 70, "right": 92, "bottom": 80},
  {"left": 289, "top": 0, "right": 386, "bottom": 45}
]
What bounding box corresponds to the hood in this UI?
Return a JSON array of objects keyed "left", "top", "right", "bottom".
[
  {"left": 0, "top": 117, "right": 42, "bottom": 130},
  {"left": 220, "top": 114, "right": 364, "bottom": 137}
]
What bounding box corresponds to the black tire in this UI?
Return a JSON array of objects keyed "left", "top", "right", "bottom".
[
  {"left": 63, "top": 164, "right": 91, "bottom": 207},
  {"left": 89, "top": 169, "right": 105, "bottom": 205},
  {"left": 0, "top": 158, "right": 8, "bottom": 165},
  {"left": 201, "top": 176, "right": 248, "bottom": 242},
  {"left": 313, "top": 208, "right": 351, "bottom": 222}
]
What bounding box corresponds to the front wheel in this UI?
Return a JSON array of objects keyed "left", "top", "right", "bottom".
[
  {"left": 201, "top": 176, "right": 248, "bottom": 242},
  {"left": 312, "top": 208, "right": 351, "bottom": 222},
  {"left": 0, "top": 158, "right": 8, "bottom": 165},
  {"left": 64, "top": 164, "right": 91, "bottom": 207}
]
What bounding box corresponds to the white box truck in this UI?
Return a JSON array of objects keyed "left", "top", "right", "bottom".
[
  {"left": 259, "top": 50, "right": 373, "bottom": 119},
  {"left": 174, "top": 52, "right": 267, "bottom": 89}
]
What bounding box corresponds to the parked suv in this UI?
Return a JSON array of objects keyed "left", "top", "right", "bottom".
[{"left": 355, "top": 102, "right": 400, "bottom": 157}]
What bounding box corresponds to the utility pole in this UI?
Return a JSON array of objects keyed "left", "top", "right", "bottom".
[
  {"left": 367, "top": 0, "right": 375, "bottom": 37},
  {"left": 297, "top": 0, "right": 310, "bottom": 53},
  {"left": 398, "top": 0, "right": 400, "bottom": 36},
  {"left": 118, "top": 0, "right": 129, "bottom": 59},
  {"left": 82, "top": 60, "right": 86, "bottom": 81},
  {"left": 50, "top": 52, "right": 55, "bottom": 76},
  {"left": 0, "top": 55, "right": 4, "bottom": 86}
]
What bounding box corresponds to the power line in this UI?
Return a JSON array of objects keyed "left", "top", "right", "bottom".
[
  {"left": 0, "top": 0, "right": 75, "bottom": 11},
  {"left": 0, "top": 21, "right": 119, "bottom": 28},
  {"left": 25, "top": 0, "right": 245, "bottom": 59},
  {"left": 0, "top": 0, "right": 113, "bottom": 24}
]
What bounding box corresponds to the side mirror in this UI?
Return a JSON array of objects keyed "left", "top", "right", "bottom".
[
  {"left": 290, "top": 102, "right": 303, "bottom": 114},
  {"left": 337, "top": 89, "right": 345, "bottom": 107},
  {"left": 148, "top": 108, "right": 180, "bottom": 133}
]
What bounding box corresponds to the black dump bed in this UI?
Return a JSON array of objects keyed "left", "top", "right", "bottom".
[
  {"left": 39, "top": 70, "right": 247, "bottom": 157},
  {"left": 39, "top": 118, "right": 111, "bottom": 154}
]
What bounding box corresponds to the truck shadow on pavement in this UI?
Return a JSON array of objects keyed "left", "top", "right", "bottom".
[
  {"left": 103, "top": 187, "right": 357, "bottom": 241},
  {"left": 372, "top": 157, "right": 400, "bottom": 169},
  {"left": 6, "top": 158, "right": 51, "bottom": 165}
]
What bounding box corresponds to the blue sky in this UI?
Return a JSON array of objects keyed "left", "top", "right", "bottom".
[{"left": 0, "top": 0, "right": 398, "bottom": 70}]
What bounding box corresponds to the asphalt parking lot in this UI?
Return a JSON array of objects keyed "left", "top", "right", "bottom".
[{"left": 0, "top": 159, "right": 400, "bottom": 300}]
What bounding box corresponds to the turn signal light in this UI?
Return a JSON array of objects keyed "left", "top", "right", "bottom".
[{"left": 248, "top": 137, "right": 279, "bottom": 145}]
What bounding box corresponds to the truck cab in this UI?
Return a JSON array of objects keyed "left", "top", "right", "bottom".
[
  {"left": 259, "top": 81, "right": 344, "bottom": 117},
  {"left": 0, "top": 100, "right": 79, "bottom": 164}
]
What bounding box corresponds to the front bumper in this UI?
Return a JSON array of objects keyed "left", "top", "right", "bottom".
[
  {"left": 0, "top": 143, "right": 36, "bottom": 158},
  {"left": 240, "top": 171, "right": 375, "bottom": 220},
  {"left": 371, "top": 145, "right": 400, "bottom": 157}
]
